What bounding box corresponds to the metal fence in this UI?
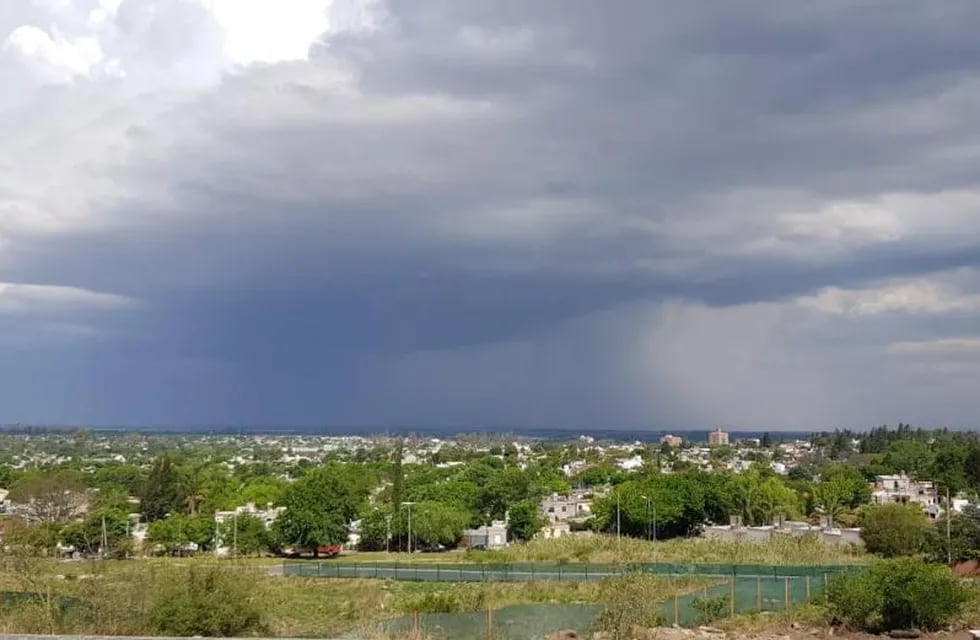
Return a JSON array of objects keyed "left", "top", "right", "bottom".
[
  {"left": 334, "top": 573, "right": 848, "bottom": 639},
  {"left": 284, "top": 560, "right": 861, "bottom": 583}
]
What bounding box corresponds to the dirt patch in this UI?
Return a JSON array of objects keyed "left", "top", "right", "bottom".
[{"left": 591, "top": 627, "right": 975, "bottom": 640}]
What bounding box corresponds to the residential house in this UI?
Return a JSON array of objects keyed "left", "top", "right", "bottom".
[
  {"left": 541, "top": 520, "right": 571, "bottom": 539},
  {"left": 661, "top": 434, "right": 684, "bottom": 448},
  {"left": 539, "top": 492, "right": 592, "bottom": 523},
  {"left": 462, "top": 521, "right": 508, "bottom": 549},
  {"left": 871, "top": 474, "right": 938, "bottom": 512}
]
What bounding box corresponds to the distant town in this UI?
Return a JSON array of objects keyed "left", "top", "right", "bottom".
[{"left": 0, "top": 423, "right": 969, "bottom": 557}]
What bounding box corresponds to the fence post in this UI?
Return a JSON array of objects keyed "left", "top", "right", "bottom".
[
  {"left": 486, "top": 604, "right": 493, "bottom": 640},
  {"left": 375, "top": 562, "right": 379, "bottom": 579},
  {"left": 673, "top": 592, "right": 679, "bottom": 626},
  {"left": 437, "top": 565, "right": 441, "bottom": 581},
  {"left": 482, "top": 565, "right": 486, "bottom": 582},
  {"left": 756, "top": 577, "right": 762, "bottom": 611},
  {"left": 823, "top": 572, "right": 828, "bottom": 593},
  {"left": 317, "top": 562, "right": 322, "bottom": 577},
  {"left": 558, "top": 564, "right": 562, "bottom": 581},
  {"left": 584, "top": 564, "right": 589, "bottom": 581},
  {"left": 784, "top": 577, "right": 790, "bottom": 610},
  {"left": 729, "top": 577, "right": 735, "bottom": 617},
  {"left": 805, "top": 576, "right": 811, "bottom": 603},
  {"left": 336, "top": 562, "right": 340, "bottom": 578}
]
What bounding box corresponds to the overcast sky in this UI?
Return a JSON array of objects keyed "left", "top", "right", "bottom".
[{"left": 2, "top": 1, "right": 980, "bottom": 430}]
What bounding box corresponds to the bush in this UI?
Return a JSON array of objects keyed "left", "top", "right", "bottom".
[
  {"left": 859, "top": 503, "right": 931, "bottom": 557},
  {"left": 148, "top": 566, "right": 265, "bottom": 637},
  {"left": 593, "top": 574, "right": 667, "bottom": 640},
  {"left": 394, "top": 587, "right": 488, "bottom": 614},
  {"left": 690, "top": 595, "right": 728, "bottom": 624},
  {"left": 826, "top": 558, "right": 969, "bottom": 632}
]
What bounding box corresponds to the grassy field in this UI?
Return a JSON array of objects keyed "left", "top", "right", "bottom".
[
  {"left": 0, "top": 555, "right": 716, "bottom": 638},
  {"left": 0, "top": 535, "right": 868, "bottom": 637},
  {"left": 324, "top": 535, "right": 867, "bottom": 567}
]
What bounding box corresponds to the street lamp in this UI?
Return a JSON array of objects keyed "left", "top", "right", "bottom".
[
  {"left": 615, "top": 492, "right": 621, "bottom": 540},
  {"left": 641, "top": 495, "right": 652, "bottom": 541},
  {"left": 385, "top": 514, "right": 392, "bottom": 554},
  {"left": 401, "top": 502, "right": 416, "bottom": 554}
]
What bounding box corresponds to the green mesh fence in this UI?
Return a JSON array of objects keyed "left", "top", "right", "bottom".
[
  {"left": 338, "top": 604, "right": 603, "bottom": 640},
  {"left": 333, "top": 573, "right": 848, "bottom": 639},
  {"left": 294, "top": 561, "right": 865, "bottom": 638},
  {"left": 284, "top": 560, "right": 861, "bottom": 582}
]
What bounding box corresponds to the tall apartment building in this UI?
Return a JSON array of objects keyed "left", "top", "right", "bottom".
[{"left": 708, "top": 428, "right": 729, "bottom": 446}]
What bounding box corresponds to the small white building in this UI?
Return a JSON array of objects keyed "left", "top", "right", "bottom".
[
  {"left": 617, "top": 455, "right": 644, "bottom": 471},
  {"left": 463, "top": 520, "right": 508, "bottom": 549},
  {"left": 541, "top": 521, "right": 571, "bottom": 539},
  {"left": 871, "top": 474, "right": 938, "bottom": 509},
  {"left": 539, "top": 492, "right": 592, "bottom": 523}
]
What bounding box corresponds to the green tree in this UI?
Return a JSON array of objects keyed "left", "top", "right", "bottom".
[
  {"left": 61, "top": 507, "right": 130, "bottom": 556},
  {"left": 965, "top": 445, "right": 980, "bottom": 490},
  {"left": 507, "top": 499, "right": 546, "bottom": 542},
  {"left": 927, "top": 505, "right": 980, "bottom": 563},
  {"left": 827, "top": 558, "right": 968, "bottom": 632},
  {"left": 729, "top": 468, "right": 799, "bottom": 526},
  {"left": 9, "top": 470, "right": 88, "bottom": 524},
  {"left": 930, "top": 442, "right": 967, "bottom": 495},
  {"left": 410, "top": 501, "right": 470, "bottom": 547},
  {"left": 149, "top": 566, "right": 264, "bottom": 636},
  {"left": 811, "top": 466, "right": 870, "bottom": 523},
  {"left": 859, "top": 503, "right": 930, "bottom": 557},
  {"left": 273, "top": 465, "right": 359, "bottom": 557},
  {"left": 147, "top": 514, "right": 215, "bottom": 553},
  {"left": 883, "top": 440, "right": 933, "bottom": 478},
  {"left": 219, "top": 514, "right": 270, "bottom": 556},
  {"left": 141, "top": 455, "right": 186, "bottom": 522}
]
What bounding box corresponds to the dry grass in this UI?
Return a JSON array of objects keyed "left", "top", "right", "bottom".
[{"left": 466, "top": 535, "right": 867, "bottom": 566}]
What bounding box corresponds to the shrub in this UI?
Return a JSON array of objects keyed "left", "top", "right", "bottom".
[
  {"left": 593, "top": 574, "right": 667, "bottom": 640},
  {"left": 148, "top": 566, "right": 265, "bottom": 637},
  {"left": 859, "top": 503, "right": 931, "bottom": 557},
  {"left": 691, "top": 595, "right": 728, "bottom": 624},
  {"left": 394, "top": 587, "right": 487, "bottom": 614},
  {"left": 826, "top": 558, "right": 969, "bottom": 632}
]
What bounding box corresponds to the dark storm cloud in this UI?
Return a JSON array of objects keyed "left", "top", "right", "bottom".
[{"left": 4, "top": 0, "right": 980, "bottom": 426}]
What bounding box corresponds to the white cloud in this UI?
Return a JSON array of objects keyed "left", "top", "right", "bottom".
[
  {"left": 3, "top": 24, "right": 103, "bottom": 83},
  {"left": 798, "top": 272, "right": 980, "bottom": 316},
  {"left": 210, "top": 0, "right": 330, "bottom": 65},
  {"left": 886, "top": 338, "right": 980, "bottom": 357},
  {"left": 0, "top": 282, "right": 134, "bottom": 315}
]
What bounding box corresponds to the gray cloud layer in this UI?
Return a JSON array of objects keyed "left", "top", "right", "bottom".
[{"left": 2, "top": 0, "right": 980, "bottom": 429}]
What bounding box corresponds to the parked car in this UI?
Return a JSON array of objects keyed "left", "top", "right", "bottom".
[{"left": 420, "top": 544, "right": 448, "bottom": 553}]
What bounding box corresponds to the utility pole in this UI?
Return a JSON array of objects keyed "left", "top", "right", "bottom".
[
  {"left": 101, "top": 516, "right": 108, "bottom": 558},
  {"left": 616, "top": 492, "right": 621, "bottom": 540},
  {"left": 947, "top": 486, "right": 952, "bottom": 565},
  {"left": 233, "top": 513, "right": 238, "bottom": 558},
  {"left": 402, "top": 502, "right": 415, "bottom": 554},
  {"left": 385, "top": 514, "right": 392, "bottom": 554}
]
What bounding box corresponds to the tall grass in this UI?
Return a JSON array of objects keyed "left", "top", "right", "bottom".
[{"left": 467, "top": 535, "right": 867, "bottom": 565}]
